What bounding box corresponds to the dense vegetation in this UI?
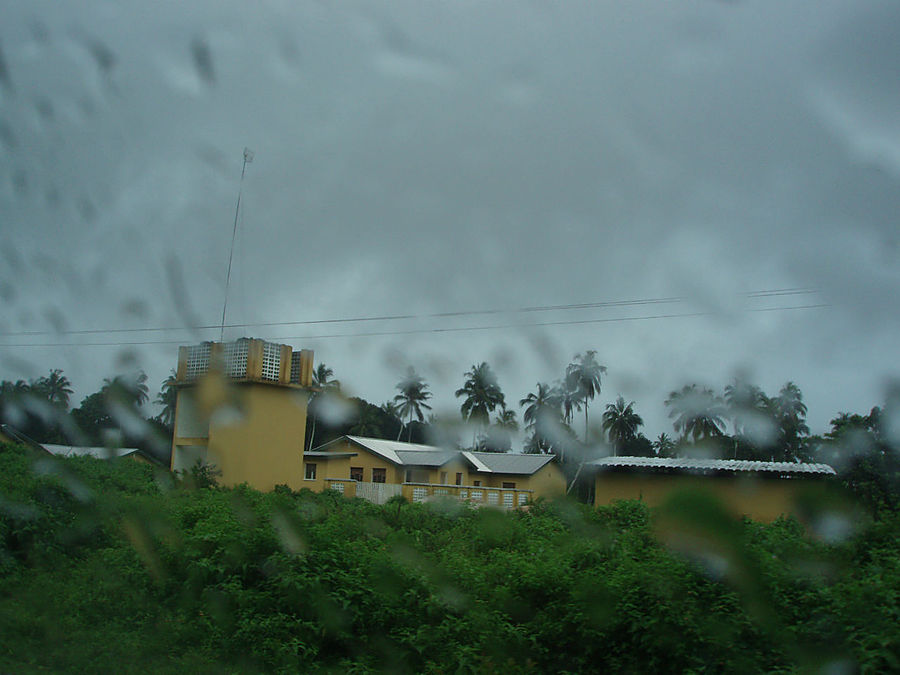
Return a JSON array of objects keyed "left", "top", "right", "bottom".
[{"left": 1, "top": 441, "right": 898, "bottom": 673}]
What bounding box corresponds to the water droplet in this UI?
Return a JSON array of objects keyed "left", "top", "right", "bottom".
[{"left": 190, "top": 37, "right": 215, "bottom": 85}]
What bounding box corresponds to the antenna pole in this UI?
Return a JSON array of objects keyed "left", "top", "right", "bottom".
[{"left": 220, "top": 147, "right": 254, "bottom": 342}]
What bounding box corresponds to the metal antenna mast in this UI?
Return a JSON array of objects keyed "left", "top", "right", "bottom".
[{"left": 220, "top": 147, "right": 254, "bottom": 342}]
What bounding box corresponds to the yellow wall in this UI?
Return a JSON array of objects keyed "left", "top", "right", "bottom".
[
  {"left": 301, "top": 441, "right": 568, "bottom": 503},
  {"left": 204, "top": 384, "right": 309, "bottom": 491},
  {"left": 304, "top": 439, "right": 405, "bottom": 485},
  {"left": 468, "top": 463, "right": 566, "bottom": 498},
  {"left": 302, "top": 454, "right": 351, "bottom": 492},
  {"left": 594, "top": 472, "right": 826, "bottom": 522},
  {"left": 424, "top": 458, "right": 470, "bottom": 486}
]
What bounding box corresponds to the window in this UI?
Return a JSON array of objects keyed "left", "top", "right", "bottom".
[
  {"left": 503, "top": 492, "right": 514, "bottom": 508},
  {"left": 455, "top": 472, "right": 463, "bottom": 485},
  {"left": 305, "top": 463, "right": 317, "bottom": 480},
  {"left": 350, "top": 467, "right": 363, "bottom": 482},
  {"left": 502, "top": 481, "right": 516, "bottom": 489},
  {"left": 473, "top": 480, "right": 481, "bottom": 487},
  {"left": 405, "top": 470, "right": 413, "bottom": 483},
  {"left": 372, "top": 468, "right": 386, "bottom": 483},
  {"left": 439, "top": 471, "right": 447, "bottom": 484}
]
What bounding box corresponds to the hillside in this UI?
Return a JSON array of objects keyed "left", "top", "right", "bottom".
[{"left": 0, "top": 442, "right": 897, "bottom": 673}]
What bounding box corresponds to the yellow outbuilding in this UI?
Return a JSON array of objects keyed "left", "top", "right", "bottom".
[{"left": 588, "top": 456, "right": 837, "bottom": 522}]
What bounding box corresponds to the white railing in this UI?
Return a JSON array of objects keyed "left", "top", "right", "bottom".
[
  {"left": 403, "top": 483, "right": 532, "bottom": 509},
  {"left": 355, "top": 481, "right": 402, "bottom": 505}
]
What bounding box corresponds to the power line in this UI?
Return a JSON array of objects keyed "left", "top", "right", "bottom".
[
  {"left": 0, "top": 288, "right": 820, "bottom": 338},
  {"left": 0, "top": 302, "right": 829, "bottom": 348}
]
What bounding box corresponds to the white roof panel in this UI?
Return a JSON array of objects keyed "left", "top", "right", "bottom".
[
  {"left": 465, "top": 451, "right": 555, "bottom": 475},
  {"left": 460, "top": 451, "right": 492, "bottom": 473},
  {"left": 344, "top": 436, "right": 451, "bottom": 465},
  {"left": 588, "top": 456, "right": 836, "bottom": 475}
]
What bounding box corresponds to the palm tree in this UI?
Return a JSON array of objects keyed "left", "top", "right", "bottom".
[
  {"left": 36, "top": 369, "right": 73, "bottom": 409},
  {"left": 456, "top": 362, "right": 506, "bottom": 443},
  {"left": 653, "top": 432, "right": 676, "bottom": 458},
  {"left": 771, "top": 381, "right": 810, "bottom": 461},
  {"left": 155, "top": 370, "right": 178, "bottom": 429},
  {"left": 312, "top": 363, "right": 340, "bottom": 391},
  {"left": 519, "top": 382, "right": 563, "bottom": 454},
  {"left": 394, "top": 367, "right": 432, "bottom": 441},
  {"left": 519, "top": 383, "right": 561, "bottom": 431},
  {"left": 601, "top": 396, "right": 644, "bottom": 456},
  {"left": 724, "top": 378, "right": 769, "bottom": 436},
  {"left": 566, "top": 351, "right": 607, "bottom": 440},
  {"left": 558, "top": 372, "right": 583, "bottom": 427},
  {"left": 665, "top": 384, "right": 726, "bottom": 442},
  {"left": 307, "top": 363, "right": 340, "bottom": 451},
  {"left": 723, "top": 377, "right": 775, "bottom": 458},
  {"left": 495, "top": 408, "right": 518, "bottom": 432},
  {"left": 380, "top": 400, "right": 401, "bottom": 419},
  {"left": 103, "top": 371, "right": 149, "bottom": 407}
]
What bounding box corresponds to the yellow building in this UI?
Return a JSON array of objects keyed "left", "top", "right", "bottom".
[
  {"left": 304, "top": 435, "right": 567, "bottom": 508},
  {"left": 589, "top": 456, "right": 837, "bottom": 522},
  {"left": 170, "top": 338, "right": 314, "bottom": 491}
]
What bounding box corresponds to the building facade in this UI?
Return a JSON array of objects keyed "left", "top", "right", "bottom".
[
  {"left": 170, "top": 338, "right": 314, "bottom": 491},
  {"left": 304, "top": 435, "right": 567, "bottom": 508},
  {"left": 589, "top": 456, "right": 837, "bottom": 521}
]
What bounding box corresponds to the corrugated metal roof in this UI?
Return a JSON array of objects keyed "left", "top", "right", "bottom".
[
  {"left": 588, "top": 456, "right": 836, "bottom": 475},
  {"left": 42, "top": 444, "right": 141, "bottom": 460},
  {"left": 459, "top": 451, "right": 491, "bottom": 472},
  {"left": 465, "top": 451, "right": 556, "bottom": 475},
  {"left": 395, "top": 450, "right": 457, "bottom": 466},
  {"left": 344, "top": 436, "right": 450, "bottom": 465},
  {"left": 317, "top": 436, "right": 556, "bottom": 474}
]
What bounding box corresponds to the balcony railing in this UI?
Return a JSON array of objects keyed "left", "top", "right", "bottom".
[
  {"left": 323, "top": 479, "right": 533, "bottom": 509},
  {"left": 404, "top": 483, "right": 532, "bottom": 508}
]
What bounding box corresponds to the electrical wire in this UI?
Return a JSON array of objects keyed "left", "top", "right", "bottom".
[
  {"left": 0, "top": 288, "right": 820, "bottom": 338},
  {"left": 0, "top": 302, "right": 829, "bottom": 348}
]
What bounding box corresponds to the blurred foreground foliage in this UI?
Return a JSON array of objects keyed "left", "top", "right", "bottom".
[{"left": 1, "top": 441, "right": 898, "bottom": 673}]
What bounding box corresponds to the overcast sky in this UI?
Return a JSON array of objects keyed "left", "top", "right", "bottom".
[{"left": 2, "top": 0, "right": 899, "bottom": 442}]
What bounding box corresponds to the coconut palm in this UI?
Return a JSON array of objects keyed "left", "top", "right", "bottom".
[
  {"left": 601, "top": 396, "right": 644, "bottom": 456},
  {"left": 307, "top": 363, "right": 340, "bottom": 451},
  {"left": 394, "top": 366, "right": 433, "bottom": 441},
  {"left": 155, "top": 370, "right": 178, "bottom": 429},
  {"left": 558, "top": 372, "right": 583, "bottom": 427},
  {"left": 653, "top": 432, "right": 676, "bottom": 458},
  {"left": 519, "top": 383, "right": 561, "bottom": 430},
  {"left": 566, "top": 351, "right": 607, "bottom": 440},
  {"left": 495, "top": 408, "right": 518, "bottom": 432},
  {"left": 380, "top": 400, "right": 401, "bottom": 419},
  {"left": 519, "top": 382, "right": 564, "bottom": 455},
  {"left": 771, "top": 381, "right": 810, "bottom": 461},
  {"left": 456, "top": 362, "right": 506, "bottom": 443},
  {"left": 665, "top": 384, "right": 726, "bottom": 442},
  {"left": 34, "top": 369, "right": 74, "bottom": 409},
  {"left": 723, "top": 378, "right": 769, "bottom": 436},
  {"left": 103, "top": 371, "right": 149, "bottom": 407}
]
